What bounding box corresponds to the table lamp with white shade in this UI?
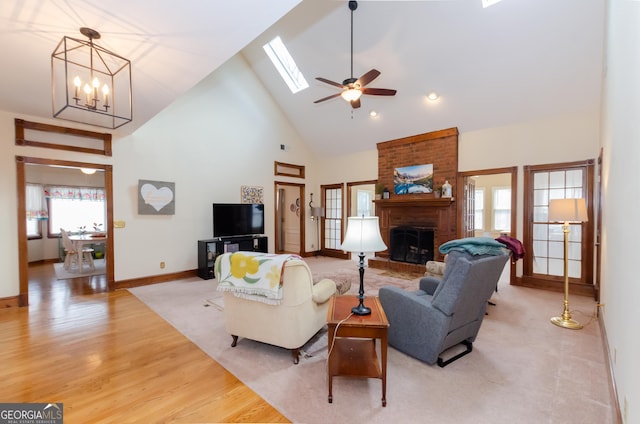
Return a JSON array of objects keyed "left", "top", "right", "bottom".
[
  {"left": 548, "top": 198, "right": 588, "bottom": 330},
  {"left": 340, "top": 216, "right": 387, "bottom": 315}
]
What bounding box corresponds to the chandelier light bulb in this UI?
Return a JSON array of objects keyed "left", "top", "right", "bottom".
[
  {"left": 73, "top": 76, "right": 81, "bottom": 98},
  {"left": 92, "top": 77, "right": 100, "bottom": 88},
  {"left": 102, "top": 84, "right": 110, "bottom": 107}
]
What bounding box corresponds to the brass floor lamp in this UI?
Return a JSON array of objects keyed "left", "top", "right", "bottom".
[{"left": 548, "top": 198, "right": 588, "bottom": 330}]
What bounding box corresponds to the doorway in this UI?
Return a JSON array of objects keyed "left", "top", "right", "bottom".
[
  {"left": 16, "top": 157, "right": 114, "bottom": 306},
  {"left": 457, "top": 167, "right": 517, "bottom": 283},
  {"left": 346, "top": 180, "right": 377, "bottom": 218},
  {"left": 274, "top": 182, "right": 304, "bottom": 255}
]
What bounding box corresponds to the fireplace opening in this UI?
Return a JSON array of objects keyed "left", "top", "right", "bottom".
[{"left": 389, "top": 226, "right": 435, "bottom": 264}]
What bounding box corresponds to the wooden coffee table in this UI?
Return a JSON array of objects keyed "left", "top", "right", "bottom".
[{"left": 327, "top": 295, "right": 389, "bottom": 406}]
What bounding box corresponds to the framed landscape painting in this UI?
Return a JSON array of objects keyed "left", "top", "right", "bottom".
[{"left": 394, "top": 164, "right": 433, "bottom": 194}]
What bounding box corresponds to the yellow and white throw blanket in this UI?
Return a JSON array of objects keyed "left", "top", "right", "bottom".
[{"left": 215, "top": 252, "right": 301, "bottom": 305}]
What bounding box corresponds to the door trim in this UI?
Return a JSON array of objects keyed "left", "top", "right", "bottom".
[
  {"left": 456, "top": 167, "right": 518, "bottom": 284},
  {"left": 16, "top": 156, "right": 115, "bottom": 306},
  {"left": 274, "top": 181, "right": 305, "bottom": 255}
]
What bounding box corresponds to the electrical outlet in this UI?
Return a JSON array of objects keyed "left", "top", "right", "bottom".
[
  {"left": 623, "top": 396, "right": 628, "bottom": 423},
  {"left": 160, "top": 261, "right": 165, "bottom": 269}
]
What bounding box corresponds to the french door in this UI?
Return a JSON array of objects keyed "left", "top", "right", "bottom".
[
  {"left": 522, "top": 160, "right": 595, "bottom": 296},
  {"left": 321, "top": 184, "right": 347, "bottom": 258}
]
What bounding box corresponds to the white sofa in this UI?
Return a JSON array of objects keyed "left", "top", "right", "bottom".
[{"left": 214, "top": 252, "right": 337, "bottom": 363}]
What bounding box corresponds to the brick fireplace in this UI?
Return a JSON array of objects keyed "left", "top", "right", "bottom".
[{"left": 369, "top": 127, "right": 458, "bottom": 274}]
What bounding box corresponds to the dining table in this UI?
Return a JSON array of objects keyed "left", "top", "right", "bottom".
[{"left": 69, "top": 233, "right": 107, "bottom": 252}]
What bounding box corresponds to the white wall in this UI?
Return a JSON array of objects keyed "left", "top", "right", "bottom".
[
  {"left": 110, "top": 54, "right": 317, "bottom": 280},
  {"left": 600, "top": 1, "right": 640, "bottom": 422}
]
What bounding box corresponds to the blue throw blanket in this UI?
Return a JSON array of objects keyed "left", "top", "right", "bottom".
[{"left": 439, "top": 237, "right": 507, "bottom": 256}]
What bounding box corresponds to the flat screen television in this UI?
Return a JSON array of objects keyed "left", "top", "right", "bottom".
[{"left": 213, "top": 203, "right": 264, "bottom": 238}]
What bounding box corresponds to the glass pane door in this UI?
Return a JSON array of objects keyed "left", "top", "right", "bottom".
[
  {"left": 323, "top": 187, "right": 343, "bottom": 250},
  {"left": 531, "top": 169, "right": 585, "bottom": 279}
]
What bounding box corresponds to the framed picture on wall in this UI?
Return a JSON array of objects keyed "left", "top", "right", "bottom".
[
  {"left": 394, "top": 164, "right": 433, "bottom": 194},
  {"left": 241, "top": 185, "right": 264, "bottom": 204},
  {"left": 138, "top": 180, "right": 175, "bottom": 215}
]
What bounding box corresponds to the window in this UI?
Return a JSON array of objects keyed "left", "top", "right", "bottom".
[
  {"left": 356, "top": 189, "right": 372, "bottom": 217},
  {"left": 474, "top": 189, "right": 485, "bottom": 231},
  {"left": 26, "top": 184, "right": 47, "bottom": 238},
  {"left": 263, "top": 36, "right": 309, "bottom": 94},
  {"left": 482, "top": 0, "right": 503, "bottom": 8},
  {"left": 46, "top": 186, "right": 106, "bottom": 235},
  {"left": 492, "top": 187, "right": 511, "bottom": 232}
]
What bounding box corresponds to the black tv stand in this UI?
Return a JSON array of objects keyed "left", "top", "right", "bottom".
[{"left": 197, "top": 235, "right": 268, "bottom": 280}]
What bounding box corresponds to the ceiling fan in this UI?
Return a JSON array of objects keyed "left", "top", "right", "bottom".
[{"left": 314, "top": 0, "right": 397, "bottom": 109}]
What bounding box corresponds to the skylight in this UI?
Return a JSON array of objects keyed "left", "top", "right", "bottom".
[
  {"left": 482, "top": 0, "right": 503, "bottom": 8},
  {"left": 263, "top": 36, "right": 309, "bottom": 94}
]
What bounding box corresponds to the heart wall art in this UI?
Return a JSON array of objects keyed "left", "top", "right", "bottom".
[{"left": 138, "top": 180, "right": 175, "bottom": 215}]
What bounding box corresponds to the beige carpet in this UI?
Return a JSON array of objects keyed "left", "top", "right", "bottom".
[
  {"left": 129, "top": 257, "right": 616, "bottom": 424},
  {"left": 53, "top": 259, "right": 105, "bottom": 279}
]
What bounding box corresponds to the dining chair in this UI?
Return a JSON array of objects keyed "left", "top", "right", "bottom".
[{"left": 60, "top": 228, "right": 95, "bottom": 273}]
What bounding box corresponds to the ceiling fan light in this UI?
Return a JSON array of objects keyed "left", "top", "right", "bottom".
[{"left": 341, "top": 88, "right": 362, "bottom": 102}]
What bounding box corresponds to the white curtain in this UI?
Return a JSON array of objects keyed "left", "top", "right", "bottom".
[{"left": 26, "top": 183, "right": 47, "bottom": 220}]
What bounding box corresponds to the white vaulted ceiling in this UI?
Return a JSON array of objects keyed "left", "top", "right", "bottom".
[{"left": 0, "top": 0, "right": 605, "bottom": 157}]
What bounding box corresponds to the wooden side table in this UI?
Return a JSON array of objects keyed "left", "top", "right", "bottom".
[{"left": 327, "top": 295, "right": 389, "bottom": 406}]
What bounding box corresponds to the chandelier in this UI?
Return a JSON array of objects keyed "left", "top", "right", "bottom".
[{"left": 52, "top": 27, "right": 132, "bottom": 129}]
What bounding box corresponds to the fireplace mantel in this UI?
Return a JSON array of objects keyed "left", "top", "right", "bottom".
[{"left": 373, "top": 197, "right": 454, "bottom": 207}]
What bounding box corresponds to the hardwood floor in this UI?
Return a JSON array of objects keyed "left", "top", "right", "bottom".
[{"left": 0, "top": 262, "right": 290, "bottom": 423}]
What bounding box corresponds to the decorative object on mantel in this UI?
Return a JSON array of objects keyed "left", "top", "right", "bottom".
[
  {"left": 433, "top": 185, "right": 442, "bottom": 198},
  {"left": 394, "top": 164, "right": 434, "bottom": 194},
  {"left": 52, "top": 27, "right": 132, "bottom": 129},
  {"left": 375, "top": 183, "right": 384, "bottom": 200},
  {"left": 548, "top": 198, "right": 588, "bottom": 330},
  {"left": 340, "top": 216, "right": 387, "bottom": 315},
  {"left": 442, "top": 180, "right": 452, "bottom": 198},
  {"left": 382, "top": 187, "right": 390, "bottom": 199},
  {"left": 138, "top": 180, "right": 175, "bottom": 215},
  {"left": 240, "top": 185, "right": 264, "bottom": 204}
]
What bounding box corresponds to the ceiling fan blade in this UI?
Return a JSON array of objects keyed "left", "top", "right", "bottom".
[
  {"left": 350, "top": 98, "right": 361, "bottom": 109},
  {"left": 315, "top": 77, "right": 345, "bottom": 89},
  {"left": 356, "top": 69, "right": 381, "bottom": 87},
  {"left": 314, "top": 92, "right": 343, "bottom": 104},
  {"left": 362, "top": 87, "right": 397, "bottom": 96}
]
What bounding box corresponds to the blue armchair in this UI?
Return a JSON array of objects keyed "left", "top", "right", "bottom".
[{"left": 379, "top": 250, "right": 509, "bottom": 367}]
